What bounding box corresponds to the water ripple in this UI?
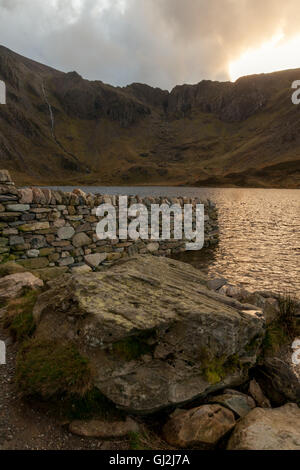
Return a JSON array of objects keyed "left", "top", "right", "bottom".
[{"left": 49, "top": 185, "right": 300, "bottom": 296}]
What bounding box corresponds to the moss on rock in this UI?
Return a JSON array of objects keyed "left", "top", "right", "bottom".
[
  {"left": 0, "top": 261, "right": 26, "bottom": 277},
  {"left": 16, "top": 339, "right": 93, "bottom": 398},
  {"left": 33, "top": 267, "right": 68, "bottom": 282},
  {"left": 111, "top": 332, "right": 155, "bottom": 361},
  {"left": 202, "top": 354, "right": 243, "bottom": 385}
]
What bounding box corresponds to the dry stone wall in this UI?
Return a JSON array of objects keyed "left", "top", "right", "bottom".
[{"left": 0, "top": 170, "right": 218, "bottom": 272}]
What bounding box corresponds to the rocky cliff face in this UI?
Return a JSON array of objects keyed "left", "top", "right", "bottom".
[
  {"left": 168, "top": 76, "right": 273, "bottom": 121},
  {"left": 0, "top": 45, "right": 299, "bottom": 187},
  {"left": 50, "top": 72, "right": 151, "bottom": 125}
]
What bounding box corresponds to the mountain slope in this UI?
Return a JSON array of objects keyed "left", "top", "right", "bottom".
[{"left": 0, "top": 45, "right": 299, "bottom": 187}]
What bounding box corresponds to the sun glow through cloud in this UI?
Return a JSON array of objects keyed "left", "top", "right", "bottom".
[{"left": 229, "top": 33, "right": 300, "bottom": 81}]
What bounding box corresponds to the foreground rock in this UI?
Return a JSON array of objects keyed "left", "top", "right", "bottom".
[
  {"left": 215, "top": 283, "right": 281, "bottom": 324},
  {"left": 0, "top": 272, "right": 43, "bottom": 300},
  {"left": 248, "top": 379, "right": 271, "bottom": 408},
  {"left": 163, "top": 404, "right": 235, "bottom": 449},
  {"left": 33, "top": 255, "right": 265, "bottom": 414},
  {"left": 227, "top": 403, "right": 300, "bottom": 450},
  {"left": 208, "top": 390, "right": 256, "bottom": 418},
  {"left": 69, "top": 417, "right": 139, "bottom": 439},
  {"left": 255, "top": 354, "right": 300, "bottom": 405}
]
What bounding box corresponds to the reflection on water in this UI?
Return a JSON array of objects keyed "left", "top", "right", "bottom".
[{"left": 49, "top": 185, "right": 300, "bottom": 296}]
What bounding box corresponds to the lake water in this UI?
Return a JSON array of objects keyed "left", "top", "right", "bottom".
[{"left": 49, "top": 186, "right": 300, "bottom": 296}]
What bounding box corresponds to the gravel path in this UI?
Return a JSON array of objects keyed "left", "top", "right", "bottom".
[{"left": 0, "top": 329, "right": 128, "bottom": 450}]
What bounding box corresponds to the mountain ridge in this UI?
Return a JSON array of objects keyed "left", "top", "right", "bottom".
[{"left": 0, "top": 45, "right": 299, "bottom": 187}]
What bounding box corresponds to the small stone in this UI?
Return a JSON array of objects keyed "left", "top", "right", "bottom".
[
  {"left": 85, "top": 215, "right": 97, "bottom": 223},
  {"left": 84, "top": 253, "right": 107, "bottom": 267},
  {"left": 71, "top": 264, "right": 92, "bottom": 274},
  {"left": 76, "top": 222, "right": 92, "bottom": 233},
  {"left": 147, "top": 242, "right": 159, "bottom": 252},
  {"left": 30, "top": 208, "right": 52, "bottom": 213},
  {"left": 58, "top": 256, "right": 74, "bottom": 266},
  {"left": 18, "top": 258, "right": 49, "bottom": 269},
  {"left": 72, "top": 232, "right": 92, "bottom": 248},
  {"left": 67, "top": 205, "right": 76, "bottom": 215},
  {"left": 3, "top": 228, "right": 18, "bottom": 235},
  {"left": 49, "top": 252, "right": 60, "bottom": 262},
  {"left": 9, "top": 235, "right": 24, "bottom": 246},
  {"left": 21, "top": 213, "right": 35, "bottom": 221},
  {"left": 46, "top": 234, "right": 55, "bottom": 243},
  {"left": 72, "top": 188, "right": 87, "bottom": 199},
  {"left": 0, "top": 195, "right": 18, "bottom": 202},
  {"left": 207, "top": 278, "right": 228, "bottom": 291},
  {"left": 6, "top": 204, "right": 30, "bottom": 212},
  {"left": 0, "top": 170, "right": 13, "bottom": 183},
  {"left": 32, "top": 187, "right": 46, "bottom": 204},
  {"left": 27, "top": 249, "right": 40, "bottom": 258},
  {"left": 31, "top": 236, "right": 46, "bottom": 249},
  {"left": 51, "top": 240, "right": 70, "bottom": 247},
  {"left": 19, "top": 222, "right": 50, "bottom": 232},
  {"left": 163, "top": 404, "right": 236, "bottom": 449},
  {"left": 41, "top": 188, "right": 52, "bottom": 204},
  {"left": 249, "top": 379, "right": 271, "bottom": 408},
  {"left": 208, "top": 391, "right": 256, "bottom": 418},
  {"left": 66, "top": 215, "right": 83, "bottom": 221},
  {"left": 13, "top": 243, "right": 30, "bottom": 251},
  {"left": 0, "top": 212, "right": 22, "bottom": 221},
  {"left": 18, "top": 188, "right": 33, "bottom": 204},
  {"left": 257, "top": 355, "right": 300, "bottom": 405},
  {"left": 39, "top": 247, "right": 55, "bottom": 257},
  {"left": 54, "top": 219, "right": 65, "bottom": 228},
  {"left": 57, "top": 226, "right": 75, "bottom": 240},
  {"left": 69, "top": 417, "right": 139, "bottom": 439}
]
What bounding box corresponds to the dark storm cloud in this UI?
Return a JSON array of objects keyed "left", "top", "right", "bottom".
[{"left": 1, "top": 0, "right": 300, "bottom": 89}]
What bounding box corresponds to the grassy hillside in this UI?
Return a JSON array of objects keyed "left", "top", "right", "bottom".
[{"left": 0, "top": 45, "right": 299, "bottom": 187}]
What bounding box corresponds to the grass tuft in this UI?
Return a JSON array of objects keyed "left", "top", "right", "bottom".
[
  {"left": 16, "top": 339, "right": 93, "bottom": 398},
  {"left": 62, "top": 388, "right": 126, "bottom": 421},
  {"left": 3, "top": 289, "right": 39, "bottom": 341},
  {"left": 277, "top": 293, "right": 298, "bottom": 338},
  {"left": 262, "top": 293, "right": 299, "bottom": 357}
]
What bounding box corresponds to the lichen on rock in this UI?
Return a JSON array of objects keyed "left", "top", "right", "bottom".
[{"left": 31, "top": 255, "right": 265, "bottom": 414}]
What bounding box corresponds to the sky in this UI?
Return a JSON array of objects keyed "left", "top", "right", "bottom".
[{"left": 1, "top": 0, "right": 300, "bottom": 90}]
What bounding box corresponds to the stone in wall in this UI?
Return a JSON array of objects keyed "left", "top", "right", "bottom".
[{"left": 0, "top": 170, "right": 219, "bottom": 271}]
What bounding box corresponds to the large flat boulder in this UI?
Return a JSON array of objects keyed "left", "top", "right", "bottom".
[
  {"left": 33, "top": 255, "right": 265, "bottom": 414},
  {"left": 227, "top": 403, "right": 300, "bottom": 450}
]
